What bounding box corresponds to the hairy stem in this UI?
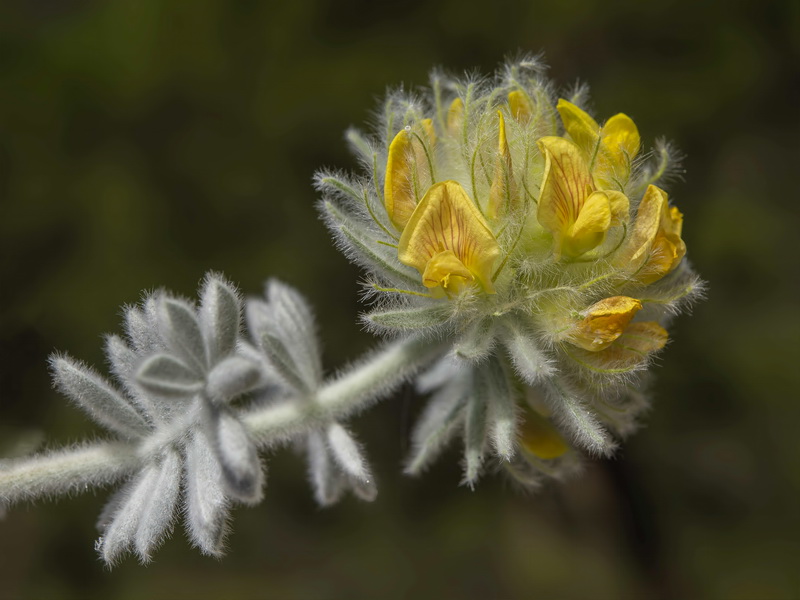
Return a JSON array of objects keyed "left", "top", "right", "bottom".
[
  {"left": 0, "top": 335, "right": 444, "bottom": 506},
  {"left": 0, "top": 442, "right": 140, "bottom": 505}
]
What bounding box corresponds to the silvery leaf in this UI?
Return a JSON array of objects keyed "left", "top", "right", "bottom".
[
  {"left": 452, "top": 319, "right": 495, "bottom": 362},
  {"left": 325, "top": 422, "right": 371, "bottom": 484},
  {"left": 136, "top": 353, "right": 203, "bottom": 399},
  {"left": 541, "top": 379, "right": 615, "bottom": 457},
  {"left": 320, "top": 200, "right": 419, "bottom": 288},
  {"left": 265, "top": 280, "right": 323, "bottom": 387},
  {"left": 50, "top": 355, "right": 150, "bottom": 439},
  {"left": 500, "top": 316, "right": 554, "bottom": 383},
  {"left": 365, "top": 304, "right": 454, "bottom": 332},
  {"left": 124, "top": 297, "right": 163, "bottom": 354},
  {"left": 184, "top": 430, "right": 229, "bottom": 556},
  {"left": 104, "top": 335, "right": 165, "bottom": 423},
  {"left": 208, "top": 409, "right": 264, "bottom": 505},
  {"left": 158, "top": 298, "right": 207, "bottom": 374},
  {"left": 462, "top": 380, "right": 487, "bottom": 487},
  {"left": 199, "top": 274, "right": 242, "bottom": 364},
  {"left": 98, "top": 461, "right": 162, "bottom": 565},
  {"left": 480, "top": 356, "right": 516, "bottom": 461},
  {"left": 134, "top": 448, "right": 181, "bottom": 562},
  {"left": 405, "top": 379, "right": 467, "bottom": 475},
  {"left": 306, "top": 430, "right": 345, "bottom": 506},
  {"left": 205, "top": 356, "right": 262, "bottom": 404}
]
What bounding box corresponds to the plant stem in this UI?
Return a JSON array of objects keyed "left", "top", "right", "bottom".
[{"left": 0, "top": 335, "right": 445, "bottom": 506}]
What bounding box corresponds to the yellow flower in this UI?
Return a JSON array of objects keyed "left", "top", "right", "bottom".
[
  {"left": 398, "top": 180, "right": 500, "bottom": 295},
  {"left": 519, "top": 405, "right": 569, "bottom": 459},
  {"left": 556, "top": 99, "right": 640, "bottom": 189},
  {"left": 569, "top": 296, "right": 643, "bottom": 351},
  {"left": 384, "top": 119, "right": 436, "bottom": 231},
  {"left": 616, "top": 184, "right": 686, "bottom": 284},
  {"left": 569, "top": 321, "right": 669, "bottom": 372},
  {"left": 536, "top": 136, "right": 630, "bottom": 259},
  {"left": 487, "top": 111, "right": 518, "bottom": 221}
]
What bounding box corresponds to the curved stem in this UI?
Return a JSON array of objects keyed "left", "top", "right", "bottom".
[
  {"left": 0, "top": 442, "right": 140, "bottom": 506},
  {"left": 245, "top": 334, "right": 444, "bottom": 444},
  {"left": 0, "top": 335, "right": 445, "bottom": 506}
]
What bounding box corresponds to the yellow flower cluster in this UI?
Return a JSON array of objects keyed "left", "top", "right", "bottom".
[
  {"left": 382, "top": 96, "right": 685, "bottom": 298},
  {"left": 318, "top": 58, "right": 702, "bottom": 480}
]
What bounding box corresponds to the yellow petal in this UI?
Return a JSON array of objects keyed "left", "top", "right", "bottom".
[
  {"left": 602, "top": 113, "right": 640, "bottom": 164},
  {"left": 563, "top": 191, "right": 611, "bottom": 257},
  {"left": 384, "top": 123, "right": 435, "bottom": 231},
  {"left": 487, "top": 111, "right": 517, "bottom": 221},
  {"left": 398, "top": 181, "right": 501, "bottom": 294},
  {"left": 384, "top": 129, "right": 417, "bottom": 230},
  {"left": 508, "top": 90, "right": 533, "bottom": 123},
  {"left": 568, "top": 321, "right": 668, "bottom": 372},
  {"left": 665, "top": 204, "right": 684, "bottom": 238},
  {"left": 616, "top": 185, "right": 686, "bottom": 283},
  {"left": 447, "top": 97, "right": 464, "bottom": 134},
  {"left": 422, "top": 250, "right": 473, "bottom": 293},
  {"left": 596, "top": 321, "right": 668, "bottom": 365},
  {"left": 593, "top": 113, "right": 640, "bottom": 188},
  {"left": 646, "top": 199, "right": 686, "bottom": 281},
  {"left": 616, "top": 184, "right": 665, "bottom": 272},
  {"left": 519, "top": 405, "right": 569, "bottom": 459},
  {"left": 604, "top": 190, "right": 630, "bottom": 226},
  {"left": 556, "top": 98, "right": 600, "bottom": 156},
  {"left": 570, "top": 296, "right": 643, "bottom": 352},
  {"left": 536, "top": 136, "right": 594, "bottom": 256},
  {"left": 618, "top": 321, "right": 668, "bottom": 353}
]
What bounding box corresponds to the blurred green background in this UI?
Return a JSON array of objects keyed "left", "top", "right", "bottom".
[{"left": 1, "top": 1, "right": 798, "bottom": 598}]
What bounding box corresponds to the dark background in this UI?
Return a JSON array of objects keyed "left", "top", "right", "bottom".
[{"left": 1, "top": 1, "right": 798, "bottom": 598}]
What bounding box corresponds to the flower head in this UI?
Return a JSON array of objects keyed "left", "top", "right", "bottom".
[{"left": 317, "top": 56, "right": 703, "bottom": 488}]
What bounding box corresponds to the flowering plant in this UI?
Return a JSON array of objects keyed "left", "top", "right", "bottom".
[{"left": 0, "top": 56, "right": 702, "bottom": 565}]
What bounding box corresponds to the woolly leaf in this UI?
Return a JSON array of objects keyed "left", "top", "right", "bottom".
[
  {"left": 98, "top": 462, "right": 162, "bottom": 565},
  {"left": 136, "top": 354, "right": 203, "bottom": 399},
  {"left": 251, "top": 318, "right": 311, "bottom": 394},
  {"left": 206, "top": 356, "right": 262, "bottom": 404},
  {"left": 452, "top": 318, "right": 496, "bottom": 362},
  {"left": 481, "top": 356, "right": 516, "bottom": 460},
  {"left": 365, "top": 303, "right": 453, "bottom": 331},
  {"left": 209, "top": 409, "right": 264, "bottom": 505},
  {"left": 345, "top": 127, "right": 376, "bottom": 165},
  {"left": 325, "top": 422, "right": 372, "bottom": 484},
  {"left": 184, "top": 430, "right": 229, "bottom": 556},
  {"left": 199, "top": 274, "right": 242, "bottom": 364},
  {"left": 462, "top": 383, "right": 488, "bottom": 487},
  {"left": 500, "top": 317, "right": 555, "bottom": 383},
  {"left": 134, "top": 448, "right": 181, "bottom": 562},
  {"left": 542, "top": 379, "right": 615, "bottom": 456},
  {"left": 50, "top": 356, "right": 150, "bottom": 439},
  {"left": 124, "top": 297, "right": 162, "bottom": 354},
  {"left": 104, "top": 335, "right": 166, "bottom": 423},
  {"left": 306, "top": 430, "right": 345, "bottom": 506},
  {"left": 405, "top": 379, "right": 467, "bottom": 475},
  {"left": 265, "top": 280, "right": 323, "bottom": 388},
  {"left": 415, "top": 355, "right": 460, "bottom": 394},
  {"left": 321, "top": 200, "right": 419, "bottom": 287},
  {"left": 158, "top": 298, "right": 207, "bottom": 374}
]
